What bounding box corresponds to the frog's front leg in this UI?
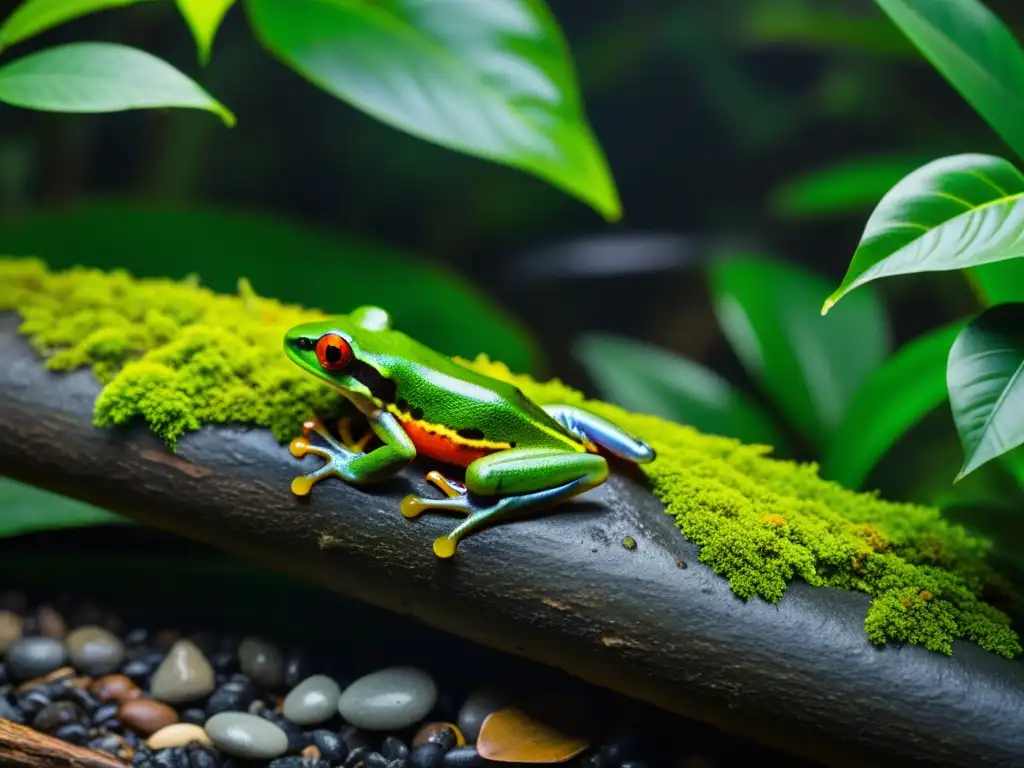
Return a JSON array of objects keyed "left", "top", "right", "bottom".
[
  {"left": 542, "top": 405, "right": 656, "bottom": 464},
  {"left": 289, "top": 409, "right": 416, "bottom": 495},
  {"left": 402, "top": 448, "right": 609, "bottom": 558}
]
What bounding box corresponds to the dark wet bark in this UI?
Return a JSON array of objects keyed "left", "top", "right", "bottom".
[{"left": 1, "top": 313, "right": 1022, "bottom": 768}]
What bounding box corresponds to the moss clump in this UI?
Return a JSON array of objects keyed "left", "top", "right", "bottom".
[{"left": 1, "top": 257, "right": 1020, "bottom": 659}]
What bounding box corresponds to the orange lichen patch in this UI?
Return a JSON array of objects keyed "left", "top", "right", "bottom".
[
  {"left": 920, "top": 591, "right": 933, "bottom": 601},
  {"left": 760, "top": 514, "right": 787, "bottom": 527},
  {"left": 852, "top": 524, "right": 890, "bottom": 553},
  {"left": 477, "top": 695, "right": 592, "bottom": 764}
]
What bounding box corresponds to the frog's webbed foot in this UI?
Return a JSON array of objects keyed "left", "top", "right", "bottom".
[
  {"left": 401, "top": 471, "right": 471, "bottom": 518},
  {"left": 289, "top": 419, "right": 357, "bottom": 496}
]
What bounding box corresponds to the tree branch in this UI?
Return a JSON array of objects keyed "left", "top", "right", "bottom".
[
  {"left": 1, "top": 314, "right": 1022, "bottom": 768},
  {"left": 0, "top": 720, "right": 126, "bottom": 768}
]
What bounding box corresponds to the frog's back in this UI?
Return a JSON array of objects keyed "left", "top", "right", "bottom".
[{"left": 351, "top": 327, "right": 583, "bottom": 465}]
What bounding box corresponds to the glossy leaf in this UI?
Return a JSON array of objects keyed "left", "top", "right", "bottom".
[
  {"left": 822, "top": 321, "right": 963, "bottom": 489},
  {"left": 0, "top": 42, "right": 236, "bottom": 124},
  {"left": 176, "top": 0, "right": 236, "bottom": 64},
  {"left": 573, "top": 333, "right": 786, "bottom": 450},
  {"left": 709, "top": 255, "right": 890, "bottom": 444},
  {"left": 874, "top": 0, "right": 1024, "bottom": 163},
  {"left": 823, "top": 154, "right": 1024, "bottom": 313},
  {"left": 769, "top": 152, "right": 937, "bottom": 219},
  {"left": 948, "top": 303, "right": 1024, "bottom": 480},
  {"left": 0, "top": 201, "right": 538, "bottom": 372},
  {"left": 0, "top": 477, "right": 127, "bottom": 538},
  {"left": 245, "top": 0, "right": 619, "bottom": 220},
  {"left": 0, "top": 0, "right": 154, "bottom": 50}
]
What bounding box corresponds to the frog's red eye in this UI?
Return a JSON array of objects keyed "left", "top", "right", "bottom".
[{"left": 315, "top": 333, "right": 352, "bottom": 372}]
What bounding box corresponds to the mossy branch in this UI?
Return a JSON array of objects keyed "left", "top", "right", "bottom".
[{"left": 2, "top": 260, "right": 1024, "bottom": 767}]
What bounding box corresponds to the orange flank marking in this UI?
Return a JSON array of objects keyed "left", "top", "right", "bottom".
[{"left": 400, "top": 419, "right": 500, "bottom": 467}]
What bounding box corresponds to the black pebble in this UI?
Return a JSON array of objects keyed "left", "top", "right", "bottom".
[
  {"left": 122, "top": 659, "right": 154, "bottom": 681},
  {"left": 340, "top": 725, "right": 373, "bottom": 753},
  {"left": 54, "top": 721, "right": 89, "bottom": 745},
  {"left": 180, "top": 707, "right": 207, "bottom": 725},
  {"left": 268, "top": 759, "right": 330, "bottom": 768},
  {"left": 0, "top": 693, "right": 25, "bottom": 724},
  {"left": 363, "top": 752, "right": 393, "bottom": 768},
  {"left": 311, "top": 729, "right": 349, "bottom": 762},
  {"left": 345, "top": 746, "right": 373, "bottom": 768},
  {"left": 260, "top": 708, "right": 311, "bottom": 751},
  {"left": 409, "top": 743, "right": 445, "bottom": 768},
  {"left": 206, "top": 677, "right": 256, "bottom": 715},
  {"left": 123, "top": 729, "right": 142, "bottom": 748},
  {"left": 33, "top": 700, "right": 82, "bottom": 733},
  {"left": 0, "top": 661, "right": 7, "bottom": 685},
  {"left": 153, "top": 747, "right": 190, "bottom": 768},
  {"left": 92, "top": 701, "right": 120, "bottom": 727},
  {"left": 88, "top": 733, "right": 126, "bottom": 756},
  {"left": 186, "top": 744, "right": 220, "bottom": 768},
  {"left": 441, "top": 746, "right": 485, "bottom": 768},
  {"left": 124, "top": 628, "right": 150, "bottom": 647},
  {"left": 382, "top": 736, "right": 410, "bottom": 760},
  {"left": 619, "top": 762, "right": 649, "bottom": 768},
  {"left": 283, "top": 653, "right": 312, "bottom": 688},
  {"left": 600, "top": 728, "right": 643, "bottom": 764},
  {"left": 209, "top": 650, "right": 236, "bottom": 674},
  {"left": 17, "top": 690, "right": 53, "bottom": 717},
  {"left": 56, "top": 685, "right": 99, "bottom": 713}
]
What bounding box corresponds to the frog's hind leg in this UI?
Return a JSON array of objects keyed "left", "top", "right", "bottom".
[
  {"left": 543, "top": 404, "right": 656, "bottom": 464},
  {"left": 402, "top": 448, "right": 608, "bottom": 559}
]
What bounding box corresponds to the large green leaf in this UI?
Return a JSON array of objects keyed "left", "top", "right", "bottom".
[
  {"left": 0, "top": 200, "right": 538, "bottom": 372},
  {"left": 769, "top": 152, "right": 938, "bottom": 220},
  {"left": 874, "top": 0, "right": 1024, "bottom": 163},
  {"left": 0, "top": 0, "right": 154, "bottom": 50},
  {"left": 709, "top": 255, "right": 890, "bottom": 445},
  {"left": 823, "top": 154, "right": 1024, "bottom": 313},
  {"left": 0, "top": 477, "right": 128, "bottom": 538},
  {"left": 573, "top": 333, "right": 786, "bottom": 450},
  {"left": 244, "top": 0, "right": 619, "bottom": 221},
  {"left": 822, "top": 321, "right": 963, "bottom": 489},
  {"left": 0, "top": 42, "right": 235, "bottom": 125},
  {"left": 176, "top": 0, "right": 236, "bottom": 64},
  {"left": 948, "top": 303, "right": 1024, "bottom": 480}
]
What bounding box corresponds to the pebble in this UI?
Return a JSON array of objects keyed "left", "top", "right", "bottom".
[
  {"left": 35, "top": 605, "right": 67, "bottom": 640},
  {"left": 282, "top": 674, "right": 342, "bottom": 726},
  {"left": 91, "top": 674, "right": 142, "bottom": 703},
  {"left": 32, "top": 701, "right": 82, "bottom": 733},
  {"left": 206, "top": 676, "right": 257, "bottom": 715},
  {"left": 4, "top": 636, "right": 68, "bottom": 680},
  {"left": 442, "top": 746, "right": 485, "bottom": 767},
  {"left": 54, "top": 721, "right": 89, "bottom": 744},
  {"left": 238, "top": 637, "right": 284, "bottom": 688},
  {"left": 149, "top": 640, "right": 215, "bottom": 704},
  {"left": 413, "top": 722, "right": 464, "bottom": 750},
  {"left": 0, "top": 610, "right": 23, "bottom": 653},
  {"left": 119, "top": 698, "right": 180, "bottom": 735},
  {"left": 310, "top": 729, "right": 349, "bottom": 762},
  {"left": 337, "top": 666, "right": 437, "bottom": 731},
  {"left": 205, "top": 711, "right": 289, "bottom": 760},
  {"left": 147, "top": 723, "right": 213, "bottom": 750},
  {"left": 456, "top": 686, "right": 511, "bottom": 743},
  {"left": 476, "top": 699, "right": 590, "bottom": 763},
  {"left": 65, "top": 625, "right": 125, "bottom": 676}
]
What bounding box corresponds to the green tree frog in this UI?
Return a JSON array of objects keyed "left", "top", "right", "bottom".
[{"left": 283, "top": 306, "right": 655, "bottom": 558}]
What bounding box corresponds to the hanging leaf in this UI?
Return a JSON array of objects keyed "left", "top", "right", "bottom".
[
  {"left": 874, "top": 0, "right": 1024, "bottom": 163},
  {"left": 769, "top": 151, "right": 938, "bottom": 220},
  {"left": 0, "top": 0, "right": 154, "bottom": 51},
  {"left": 175, "top": 0, "right": 236, "bottom": 65},
  {"left": 573, "top": 333, "right": 787, "bottom": 450},
  {"left": 0, "top": 42, "right": 236, "bottom": 124},
  {"left": 948, "top": 303, "right": 1024, "bottom": 480},
  {"left": 709, "top": 254, "right": 890, "bottom": 444},
  {"left": 245, "top": 0, "right": 619, "bottom": 221},
  {"left": 822, "top": 321, "right": 963, "bottom": 489},
  {"left": 0, "top": 477, "right": 129, "bottom": 538},
  {"left": 823, "top": 154, "right": 1024, "bottom": 313}
]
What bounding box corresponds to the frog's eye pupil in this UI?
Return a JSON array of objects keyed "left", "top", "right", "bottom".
[{"left": 315, "top": 333, "right": 351, "bottom": 372}]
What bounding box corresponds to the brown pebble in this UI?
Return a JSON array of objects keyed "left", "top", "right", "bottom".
[
  {"left": 16, "top": 666, "right": 76, "bottom": 693},
  {"left": 302, "top": 745, "right": 321, "bottom": 760},
  {"left": 91, "top": 674, "right": 142, "bottom": 704},
  {"left": 0, "top": 610, "right": 23, "bottom": 654},
  {"left": 36, "top": 605, "right": 67, "bottom": 640},
  {"left": 412, "top": 722, "right": 466, "bottom": 749},
  {"left": 477, "top": 694, "right": 592, "bottom": 763},
  {"left": 146, "top": 723, "right": 212, "bottom": 750},
  {"left": 118, "top": 699, "right": 180, "bottom": 735}
]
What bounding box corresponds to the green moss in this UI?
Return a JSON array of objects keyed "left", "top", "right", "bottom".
[{"left": 1, "top": 256, "right": 1021, "bottom": 659}]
